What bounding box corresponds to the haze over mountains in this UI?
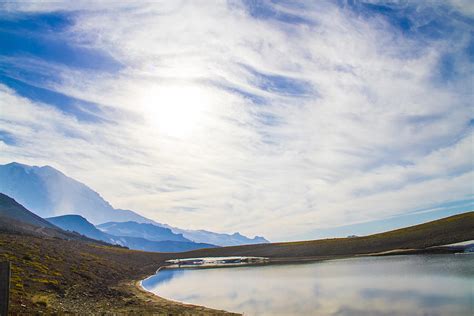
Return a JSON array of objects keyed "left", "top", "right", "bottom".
[
  {"left": 0, "top": 192, "right": 215, "bottom": 252},
  {"left": 167, "top": 227, "right": 269, "bottom": 247},
  {"left": 0, "top": 192, "right": 57, "bottom": 229},
  {"left": 0, "top": 162, "right": 269, "bottom": 246},
  {"left": 47, "top": 215, "right": 216, "bottom": 252},
  {"left": 0, "top": 193, "right": 110, "bottom": 243},
  {"left": 47, "top": 215, "right": 111, "bottom": 241},
  {"left": 97, "top": 221, "right": 190, "bottom": 243},
  {"left": 0, "top": 162, "right": 152, "bottom": 223}
]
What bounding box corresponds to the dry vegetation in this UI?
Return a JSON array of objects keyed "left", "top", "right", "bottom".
[{"left": 0, "top": 234, "right": 236, "bottom": 315}]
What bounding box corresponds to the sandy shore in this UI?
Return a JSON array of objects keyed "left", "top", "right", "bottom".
[{"left": 129, "top": 279, "right": 239, "bottom": 315}]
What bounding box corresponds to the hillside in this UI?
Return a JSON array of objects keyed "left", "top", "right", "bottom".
[
  {"left": 178, "top": 212, "right": 474, "bottom": 259},
  {"left": 0, "top": 215, "right": 113, "bottom": 245},
  {"left": 0, "top": 195, "right": 113, "bottom": 245},
  {"left": 0, "top": 196, "right": 228, "bottom": 314},
  {"left": 0, "top": 193, "right": 57, "bottom": 229},
  {"left": 0, "top": 193, "right": 93, "bottom": 242},
  {"left": 0, "top": 234, "right": 234, "bottom": 315},
  {"left": 110, "top": 236, "right": 217, "bottom": 253},
  {"left": 47, "top": 215, "right": 111, "bottom": 241}
]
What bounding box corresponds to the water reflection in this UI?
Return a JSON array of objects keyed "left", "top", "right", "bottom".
[
  {"left": 142, "top": 255, "right": 473, "bottom": 316},
  {"left": 141, "top": 268, "right": 184, "bottom": 288}
]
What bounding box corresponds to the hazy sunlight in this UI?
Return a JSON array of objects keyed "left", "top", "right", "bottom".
[{"left": 141, "top": 85, "right": 212, "bottom": 138}]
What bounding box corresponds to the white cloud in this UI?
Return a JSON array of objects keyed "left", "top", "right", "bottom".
[{"left": 0, "top": 1, "right": 472, "bottom": 240}]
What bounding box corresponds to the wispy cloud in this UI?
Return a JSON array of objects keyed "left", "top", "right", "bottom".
[{"left": 0, "top": 1, "right": 472, "bottom": 240}]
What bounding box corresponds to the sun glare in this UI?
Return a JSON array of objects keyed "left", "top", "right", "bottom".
[{"left": 140, "top": 85, "right": 212, "bottom": 138}]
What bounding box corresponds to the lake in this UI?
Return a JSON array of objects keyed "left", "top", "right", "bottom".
[{"left": 142, "top": 255, "right": 474, "bottom": 315}]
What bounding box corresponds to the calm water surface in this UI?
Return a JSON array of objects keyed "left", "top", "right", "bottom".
[{"left": 142, "top": 255, "right": 473, "bottom": 316}]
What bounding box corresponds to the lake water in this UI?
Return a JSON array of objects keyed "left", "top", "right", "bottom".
[{"left": 142, "top": 255, "right": 474, "bottom": 316}]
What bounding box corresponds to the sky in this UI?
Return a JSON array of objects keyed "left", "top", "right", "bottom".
[{"left": 0, "top": 1, "right": 472, "bottom": 241}]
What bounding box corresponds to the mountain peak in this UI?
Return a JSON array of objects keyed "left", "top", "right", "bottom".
[
  {"left": 0, "top": 161, "right": 270, "bottom": 246},
  {"left": 3, "top": 162, "right": 65, "bottom": 176},
  {"left": 4, "top": 161, "right": 34, "bottom": 171},
  {"left": 47, "top": 214, "right": 88, "bottom": 222},
  {"left": 47, "top": 214, "right": 96, "bottom": 228},
  {"left": 0, "top": 162, "right": 150, "bottom": 224},
  {"left": 47, "top": 214, "right": 110, "bottom": 242}
]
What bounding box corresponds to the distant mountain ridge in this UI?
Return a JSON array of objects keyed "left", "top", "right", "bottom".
[
  {"left": 97, "top": 221, "right": 190, "bottom": 242},
  {"left": 166, "top": 227, "right": 269, "bottom": 246},
  {"left": 47, "top": 215, "right": 111, "bottom": 241},
  {"left": 0, "top": 162, "right": 269, "bottom": 246},
  {"left": 47, "top": 214, "right": 216, "bottom": 252},
  {"left": 0, "top": 194, "right": 213, "bottom": 252}
]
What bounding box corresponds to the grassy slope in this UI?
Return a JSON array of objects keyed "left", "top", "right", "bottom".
[
  {"left": 0, "top": 234, "right": 236, "bottom": 314},
  {"left": 177, "top": 212, "right": 474, "bottom": 259},
  {"left": 0, "top": 212, "right": 472, "bottom": 314}
]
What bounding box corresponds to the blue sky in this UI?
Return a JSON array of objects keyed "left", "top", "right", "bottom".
[{"left": 0, "top": 1, "right": 472, "bottom": 241}]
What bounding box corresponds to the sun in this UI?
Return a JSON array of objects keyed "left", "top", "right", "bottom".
[{"left": 140, "top": 84, "right": 212, "bottom": 138}]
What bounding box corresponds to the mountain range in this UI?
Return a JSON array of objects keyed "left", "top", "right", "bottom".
[
  {"left": 47, "top": 215, "right": 216, "bottom": 252},
  {"left": 96, "top": 221, "right": 190, "bottom": 242},
  {"left": 0, "top": 162, "right": 269, "bottom": 246},
  {"left": 167, "top": 227, "right": 269, "bottom": 246},
  {"left": 0, "top": 192, "right": 216, "bottom": 252}
]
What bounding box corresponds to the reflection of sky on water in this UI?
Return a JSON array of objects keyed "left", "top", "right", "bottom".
[
  {"left": 142, "top": 255, "right": 474, "bottom": 316},
  {"left": 141, "top": 268, "right": 184, "bottom": 288}
]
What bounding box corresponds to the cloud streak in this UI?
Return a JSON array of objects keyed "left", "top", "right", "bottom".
[{"left": 0, "top": 1, "right": 472, "bottom": 240}]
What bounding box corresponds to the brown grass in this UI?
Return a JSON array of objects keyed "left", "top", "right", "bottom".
[
  {"left": 0, "top": 233, "right": 237, "bottom": 314},
  {"left": 177, "top": 212, "right": 474, "bottom": 259}
]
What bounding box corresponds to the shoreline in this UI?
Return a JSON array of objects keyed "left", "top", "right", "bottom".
[
  {"left": 129, "top": 278, "right": 240, "bottom": 315},
  {"left": 131, "top": 265, "right": 240, "bottom": 315}
]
